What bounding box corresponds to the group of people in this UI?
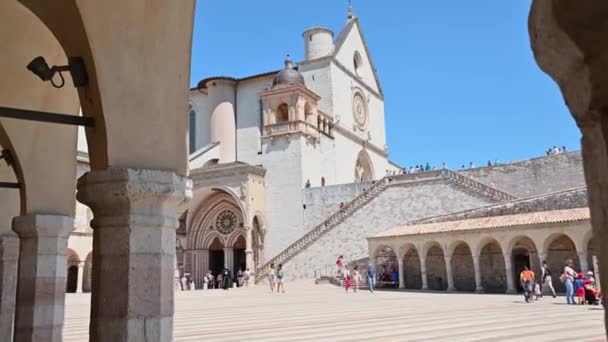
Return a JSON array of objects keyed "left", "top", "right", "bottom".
[
  {"left": 519, "top": 259, "right": 601, "bottom": 305},
  {"left": 336, "top": 255, "right": 377, "bottom": 293},
  {"left": 546, "top": 145, "right": 567, "bottom": 156},
  {"left": 266, "top": 263, "right": 286, "bottom": 293},
  {"left": 180, "top": 267, "right": 252, "bottom": 291}
]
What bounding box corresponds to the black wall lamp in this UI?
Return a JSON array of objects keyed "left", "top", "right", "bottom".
[{"left": 26, "top": 56, "right": 88, "bottom": 88}]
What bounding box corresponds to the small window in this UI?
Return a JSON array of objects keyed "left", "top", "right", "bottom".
[
  {"left": 354, "top": 51, "right": 363, "bottom": 77},
  {"left": 277, "top": 103, "right": 289, "bottom": 122}
]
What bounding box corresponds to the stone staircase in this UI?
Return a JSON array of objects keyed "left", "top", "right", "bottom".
[
  {"left": 444, "top": 169, "right": 518, "bottom": 202},
  {"left": 255, "top": 169, "right": 517, "bottom": 282}
]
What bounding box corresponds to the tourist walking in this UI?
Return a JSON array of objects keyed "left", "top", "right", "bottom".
[
  {"left": 276, "top": 264, "right": 285, "bottom": 293},
  {"left": 519, "top": 265, "right": 535, "bottom": 303},
  {"left": 540, "top": 260, "right": 556, "bottom": 298},
  {"left": 336, "top": 255, "right": 344, "bottom": 276},
  {"left": 222, "top": 266, "right": 231, "bottom": 290},
  {"left": 237, "top": 269, "right": 244, "bottom": 287},
  {"left": 367, "top": 264, "right": 376, "bottom": 293},
  {"left": 575, "top": 272, "right": 587, "bottom": 305},
  {"left": 562, "top": 259, "right": 577, "bottom": 304},
  {"left": 244, "top": 268, "right": 251, "bottom": 287},
  {"left": 268, "top": 263, "right": 276, "bottom": 292},
  {"left": 344, "top": 265, "right": 352, "bottom": 292},
  {"left": 216, "top": 273, "right": 223, "bottom": 289},
  {"left": 352, "top": 266, "right": 361, "bottom": 292}
]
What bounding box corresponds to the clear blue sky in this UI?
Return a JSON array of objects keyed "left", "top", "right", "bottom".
[{"left": 190, "top": 1, "right": 581, "bottom": 169}]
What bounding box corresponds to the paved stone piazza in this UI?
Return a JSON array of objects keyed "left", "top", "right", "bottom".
[{"left": 63, "top": 282, "right": 605, "bottom": 341}]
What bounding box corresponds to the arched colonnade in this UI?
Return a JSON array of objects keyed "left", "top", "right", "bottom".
[{"left": 369, "top": 212, "right": 594, "bottom": 294}]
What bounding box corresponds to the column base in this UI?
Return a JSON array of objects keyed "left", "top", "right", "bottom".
[
  {"left": 475, "top": 287, "right": 485, "bottom": 294},
  {"left": 506, "top": 289, "right": 517, "bottom": 294},
  {"left": 447, "top": 287, "right": 456, "bottom": 292},
  {"left": 12, "top": 214, "right": 74, "bottom": 342},
  {"left": 0, "top": 233, "right": 19, "bottom": 337}
]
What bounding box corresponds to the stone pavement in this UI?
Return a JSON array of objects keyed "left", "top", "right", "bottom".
[{"left": 64, "top": 282, "right": 606, "bottom": 341}]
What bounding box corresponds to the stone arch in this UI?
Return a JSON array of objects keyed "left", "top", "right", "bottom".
[
  {"left": 304, "top": 101, "right": 316, "bottom": 125},
  {"left": 449, "top": 241, "right": 475, "bottom": 291},
  {"left": 232, "top": 235, "right": 247, "bottom": 273},
  {"left": 507, "top": 235, "right": 540, "bottom": 292},
  {"left": 478, "top": 238, "right": 507, "bottom": 293},
  {"left": 202, "top": 158, "right": 219, "bottom": 168},
  {"left": 374, "top": 245, "right": 397, "bottom": 288},
  {"left": 354, "top": 51, "right": 364, "bottom": 76},
  {"left": 188, "top": 191, "right": 244, "bottom": 250},
  {"left": 66, "top": 249, "right": 80, "bottom": 293},
  {"left": 424, "top": 241, "right": 447, "bottom": 291},
  {"left": 402, "top": 245, "right": 422, "bottom": 289},
  {"left": 277, "top": 103, "right": 289, "bottom": 122},
  {"left": 544, "top": 233, "right": 580, "bottom": 293},
  {"left": 354, "top": 149, "right": 374, "bottom": 183}
]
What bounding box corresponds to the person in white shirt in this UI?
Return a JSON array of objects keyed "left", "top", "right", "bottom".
[
  {"left": 540, "top": 260, "right": 556, "bottom": 298},
  {"left": 563, "top": 259, "right": 577, "bottom": 304}
]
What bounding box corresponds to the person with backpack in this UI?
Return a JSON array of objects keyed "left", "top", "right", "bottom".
[
  {"left": 540, "top": 260, "right": 556, "bottom": 298},
  {"left": 367, "top": 264, "right": 376, "bottom": 293}
]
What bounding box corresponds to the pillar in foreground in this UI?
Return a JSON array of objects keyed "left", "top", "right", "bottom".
[
  {"left": 503, "top": 253, "right": 516, "bottom": 294},
  {"left": 0, "top": 233, "right": 19, "bottom": 338},
  {"left": 444, "top": 255, "right": 455, "bottom": 292},
  {"left": 76, "top": 262, "right": 85, "bottom": 293},
  {"left": 77, "top": 168, "right": 191, "bottom": 342},
  {"left": 420, "top": 257, "right": 428, "bottom": 290},
  {"left": 397, "top": 258, "right": 405, "bottom": 289},
  {"left": 472, "top": 255, "right": 484, "bottom": 293},
  {"left": 12, "top": 214, "right": 74, "bottom": 342},
  {"left": 245, "top": 227, "right": 254, "bottom": 272}
]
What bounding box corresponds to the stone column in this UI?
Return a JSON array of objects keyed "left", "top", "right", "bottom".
[
  {"left": 444, "top": 255, "right": 455, "bottom": 292},
  {"left": 503, "top": 253, "right": 516, "bottom": 294},
  {"left": 472, "top": 255, "right": 484, "bottom": 293},
  {"left": 579, "top": 252, "right": 589, "bottom": 273},
  {"left": 245, "top": 227, "right": 254, "bottom": 271},
  {"left": 12, "top": 214, "right": 74, "bottom": 342},
  {"left": 224, "top": 247, "right": 234, "bottom": 272},
  {"left": 0, "top": 233, "right": 19, "bottom": 338},
  {"left": 76, "top": 262, "right": 85, "bottom": 293},
  {"left": 77, "top": 168, "right": 191, "bottom": 342},
  {"left": 397, "top": 258, "right": 405, "bottom": 289},
  {"left": 420, "top": 257, "right": 428, "bottom": 290}
]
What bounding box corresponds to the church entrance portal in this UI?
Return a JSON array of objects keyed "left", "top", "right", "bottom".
[
  {"left": 209, "top": 237, "right": 225, "bottom": 276},
  {"left": 233, "top": 235, "right": 246, "bottom": 273}
]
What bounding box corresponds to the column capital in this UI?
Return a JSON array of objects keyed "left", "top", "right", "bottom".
[
  {"left": 12, "top": 214, "right": 74, "bottom": 239},
  {"left": 77, "top": 168, "right": 192, "bottom": 228}
]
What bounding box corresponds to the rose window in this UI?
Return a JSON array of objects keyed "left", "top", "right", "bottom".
[{"left": 216, "top": 210, "right": 237, "bottom": 235}]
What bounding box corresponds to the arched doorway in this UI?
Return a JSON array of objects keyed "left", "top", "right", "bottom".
[
  {"left": 451, "top": 242, "right": 475, "bottom": 291},
  {"left": 479, "top": 239, "right": 506, "bottom": 293},
  {"left": 209, "top": 237, "right": 224, "bottom": 277},
  {"left": 403, "top": 247, "right": 422, "bottom": 289},
  {"left": 426, "top": 244, "right": 447, "bottom": 291},
  {"left": 374, "top": 246, "right": 397, "bottom": 288},
  {"left": 233, "top": 235, "right": 246, "bottom": 273},
  {"left": 509, "top": 236, "right": 539, "bottom": 292},
  {"left": 545, "top": 234, "right": 580, "bottom": 293},
  {"left": 66, "top": 249, "right": 80, "bottom": 293}
]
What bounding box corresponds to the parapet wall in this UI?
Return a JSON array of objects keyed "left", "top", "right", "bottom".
[
  {"left": 459, "top": 151, "right": 584, "bottom": 197},
  {"left": 302, "top": 181, "right": 372, "bottom": 231}
]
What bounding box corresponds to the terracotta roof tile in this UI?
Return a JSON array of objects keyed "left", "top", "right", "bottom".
[{"left": 373, "top": 208, "right": 590, "bottom": 238}]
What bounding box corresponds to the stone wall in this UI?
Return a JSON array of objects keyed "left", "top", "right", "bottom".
[
  {"left": 459, "top": 151, "right": 585, "bottom": 197},
  {"left": 417, "top": 187, "right": 587, "bottom": 225},
  {"left": 302, "top": 182, "right": 372, "bottom": 231},
  {"left": 283, "top": 179, "right": 494, "bottom": 280}
]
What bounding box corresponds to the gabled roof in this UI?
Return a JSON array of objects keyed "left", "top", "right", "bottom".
[
  {"left": 331, "top": 17, "right": 384, "bottom": 97},
  {"left": 372, "top": 208, "right": 590, "bottom": 239}
]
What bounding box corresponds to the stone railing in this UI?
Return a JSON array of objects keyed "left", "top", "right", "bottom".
[
  {"left": 444, "top": 169, "right": 518, "bottom": 202},
  {"left": 263, "top": 120, "right": 320, "bottom": 139},
  {"left": 255, "top": 177, "right": 391, "bottom": 282}
]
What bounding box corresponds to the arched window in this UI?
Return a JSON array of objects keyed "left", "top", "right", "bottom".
[
  {"left": 277, "top": 103, "right": 289, "bottom": 122},
  {"left": 354, "top": 51, "right": 363, "bottom": 77}
]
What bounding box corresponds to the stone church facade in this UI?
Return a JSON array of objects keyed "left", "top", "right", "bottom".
[{"left": 64, "top": 12, "right": 591, "bottom": 293}]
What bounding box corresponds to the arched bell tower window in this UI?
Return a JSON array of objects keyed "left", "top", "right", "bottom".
[{"left": 277, "top": 103, "right": 289, "bottom": 122}]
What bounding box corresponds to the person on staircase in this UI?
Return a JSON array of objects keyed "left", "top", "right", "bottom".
[
  {"left": 336, "top": 256, "right": 344, "bottom": 276},
  {"left": 352, "top": 266, "right": 361, "bottom": 292},
  {"left": 268, "top": 263, "right": 277, "bottom": 292},
  {"left": 276, "top": 264, "right": 285, "bottom": 294},
  {"left": 344, "top": 265, "right": 352, "bottom": 292}
]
